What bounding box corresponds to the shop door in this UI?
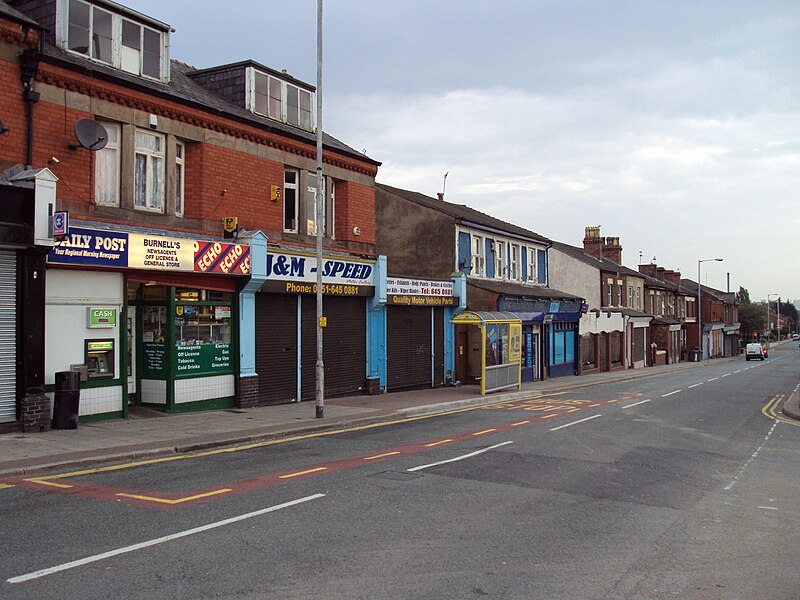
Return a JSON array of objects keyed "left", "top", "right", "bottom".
[
  {"left": 127, "top": 306, "right": 136, "bottom": 402},
  {"left": 255, "top": 293, "right": 299, "bottom": 405},
  {"left": 387, "top": 306, "right": 433, "bottom": 391},
  {"left": 455, "top": 327, "right": 468, "bottom": 384},
  {"left": 633, "top": 327, "right": 646, "bottom": 364},
  {"left": 300, "top": 296, "right": 366, "bottom": 400},
  {"left": 0, "top": 251, "right": 16, "bottom": 423},
  {"left": 521, "top": 325, "right": 539, "bottom": 382},
  {"left": 433, "top": 308, "right": 445, "bottom": 386}
]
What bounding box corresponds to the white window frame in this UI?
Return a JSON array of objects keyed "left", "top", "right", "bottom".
[
  {"left": 134, "top": 129, "right": 165, "bottom": 212},
  {"left": 510, "top": 244, "right": 520, "bottom": 280},
  {"left": 174, "top": 140, "right": 185, "bottom": 217},
  {"left": 606, "top": 280, "right": 613, "bottom": 307},
  {"left": 494, "top": 241, "right": 505, "bottom": 279},
  {"left": 95, "top": 121, "right": 120, "bottom": 206},
  {"left": 636, "top": 288, "right": 642, "bottom": 310},
  {"left": 526, "top": 247, "right": 536, "bottom": 282},
  {"left": 57, "top": 0, "right": 169, "bottom": 82},
  {"left": 328, "top": 179, "right": 335, "bottom": 239},
  {"left": 283, "top": 168, "right": 299, "bottom": 233},
  {"left": 305, "top": 171, "right": 322, "bottom": 237},
  {"left": 249, "top": 69, "right": 315, "bottom": 132},
  {"left": 472, "top": 234, "right": 485, "bottom": 277}
]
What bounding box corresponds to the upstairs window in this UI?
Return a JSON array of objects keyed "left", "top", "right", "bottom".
[
  {"left": 526, "top": 247, "right": 536, "bottom": 282},
  {"left": 174, "top": 141, "right": 185, "bottom": 217},
  {"left": 510, "top": 244, "right": 520, "bottom": 280},
  {"left": 494, "top": 241, "right": 505, "bottom": 279},
  {"left": 251, "top": 70, "right": 314, "bottom": 131},
  {"left": 61, "top": 0, "right": 168, "bottom": 81},
  {"left": 95, "top": 122, "right": 120, "bottom": 206},
  {"left": 283, "top": 169, "right": 299, "bottom": 233},
  {"left": 134, "top": 130, "right": 165, "bottom": 211},
  {"left": 472, "top": 235, "right": 485, "bottom": 277}
]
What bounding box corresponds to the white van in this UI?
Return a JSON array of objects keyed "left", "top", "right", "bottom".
[{"left": 745, "top": 343, "right": 764, "bottom": 361}]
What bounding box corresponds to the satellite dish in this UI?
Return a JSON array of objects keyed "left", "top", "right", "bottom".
[{"left": 70, "top": 119, "right": 108, "bottom": 151}]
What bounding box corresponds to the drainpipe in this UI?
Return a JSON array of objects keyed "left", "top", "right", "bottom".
[{"left": 20, "top": 49, "right": 40, "bottom": 169}]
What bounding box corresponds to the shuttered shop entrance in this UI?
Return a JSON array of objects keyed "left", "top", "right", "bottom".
[
  {"left": 0, "top": 251, "right": 17, "bottom": 423},
  {"left": 301, "top": 296, "right": 366, "bottom": 400},
  {"left": 387, "top": 306, "right": 445, "bottom": 391},
  {"left": 255, "top": 293, "right": 298, "bottom": 405}
]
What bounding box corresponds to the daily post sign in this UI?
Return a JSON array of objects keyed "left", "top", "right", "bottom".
[{"left": 48, "top": 227, "right": 250, "bottom": 275}]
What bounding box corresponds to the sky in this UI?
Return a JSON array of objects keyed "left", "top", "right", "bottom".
[{"left": 126, "top": 0, "right": 800, "bottom": 303}]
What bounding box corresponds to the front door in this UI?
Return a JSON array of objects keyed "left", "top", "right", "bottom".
[{"left": 127, "top": 306, "right": 136, "bottom": 404}]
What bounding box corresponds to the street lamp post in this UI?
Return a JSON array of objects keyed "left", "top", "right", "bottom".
[
  {"left": 767, "top": 293, "right": 778, "bottom": 352},
  {"left": 697, "top": 258, "right": 723, "bottom": 361}
]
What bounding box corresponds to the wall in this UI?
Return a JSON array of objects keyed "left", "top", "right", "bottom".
[{"left": 548, "top": 247, "right": 600, "bottom": 309}]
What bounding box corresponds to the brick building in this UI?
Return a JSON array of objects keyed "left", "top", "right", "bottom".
[{"left": 0, "top": 0, "right": 380, "bottom": 427}]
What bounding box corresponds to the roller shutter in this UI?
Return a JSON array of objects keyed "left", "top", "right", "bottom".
[
  {"left": 0, "top": 251, "right": 16, "bottom": 423},
  {"left": 301, "top": 296, "right": 366, "bottom": 400},
  {"left": 387, "top": 306, "right": 441, "bottom": 391},
  {"left": 255, "top": 293, "right": 298, "bottom": 405}
]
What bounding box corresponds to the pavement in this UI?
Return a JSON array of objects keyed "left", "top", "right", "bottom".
[{"left": 1, "top": 348, "right": 797, "bottom": 477}]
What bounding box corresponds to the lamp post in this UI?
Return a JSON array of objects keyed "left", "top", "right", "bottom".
[
  {"left": 314, "top": 0, "right": 324, "bottom": 418},
  {"left": 767, "top": 293, "right": 778, "bottom": 352},
  {"left": 697, "top": 258, "right": 723, "bottom": 361}
]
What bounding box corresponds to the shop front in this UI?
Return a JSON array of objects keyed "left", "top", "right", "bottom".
[
  {"left": 255, "top": 249, "right": 376, "bottom": 405},
  {"left": 384, "top": 277, "right": 458, "bottom": 391},
  {"left": 46, "top": 224, "right": 252, "bottom": 419}
]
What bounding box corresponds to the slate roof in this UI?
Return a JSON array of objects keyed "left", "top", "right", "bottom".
[
  {"left": 0, "top": 1, "right": 41, "bottom": 28},
  {"left": 21, "top": 15, "right": 379, "bottom": 167},
  {"left": 376, "top": 183, "right": 550, "bottom": 245},
  {"left": 549, "top": 240, "right": 644, "bottom": 279},
  {"left": 681, "top": 279, "right": 735, "bottom": 302},
  {"left": 468, "top": 278, "right": 583, "bottom": 302}
]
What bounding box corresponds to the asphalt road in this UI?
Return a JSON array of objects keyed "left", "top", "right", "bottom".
[{"left": 2, "top": 346, "right": 800, "bottom": 599}]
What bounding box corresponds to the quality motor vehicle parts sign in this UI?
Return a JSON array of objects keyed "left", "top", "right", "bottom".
[{"left": 48, "top": 227, "right": 251, "bottom": 275}]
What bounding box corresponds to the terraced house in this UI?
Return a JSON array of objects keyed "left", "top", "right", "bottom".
[{"left": 0, "top": 0, "right": 380, "bottom": 430}]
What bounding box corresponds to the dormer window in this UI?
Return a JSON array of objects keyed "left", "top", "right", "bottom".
[
  {"left": 249, "top": 68, "right": 314, "bottom": 131},
  {"left": 58, "top": 0, "right": 169, "bottom": 82}
]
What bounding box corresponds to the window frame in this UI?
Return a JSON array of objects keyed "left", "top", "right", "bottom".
[
  {"left": 134, "top": 129, "right": 165, "bottom": 213},
  {"left": 494, "top": 240, "right": 505, "bottom": 279},
  {"left": 471, "top": 234, "right": 485, "bottom": 277},
  {"left": 249, "top": 68, "right": 315, "bottom": 132},
  {"left": 94, "top": 121, "right": 120, "bottom": 207},
  {"left": 59, "top": 0, "right": 168, "bottom": 82},
  {"left": 174, "top": 140, "right": 185, "bottom": 217},
  {"left": 283, "top": 168, "right": 299, "bottom": 233},
  {"left": 510, "top": 244, "right": 520, "bottom": 280},
  {"left": 526, "top": 247, "right": 536, "bottom": 282}
]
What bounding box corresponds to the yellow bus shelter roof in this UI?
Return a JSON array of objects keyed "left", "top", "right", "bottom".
[{"left": 451, "top": 311, "right": 521, "bottom": 325}]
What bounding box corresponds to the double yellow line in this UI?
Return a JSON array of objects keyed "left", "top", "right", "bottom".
[{"left": 762, "top": 395, "right": 800, "bottom": 427}]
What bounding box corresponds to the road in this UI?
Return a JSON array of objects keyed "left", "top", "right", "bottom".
[{"left": 2, "top": 345, "right": 800, "bottom": 599}]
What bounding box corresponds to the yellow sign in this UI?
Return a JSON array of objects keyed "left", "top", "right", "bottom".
[
  {"left": 509, "top": 323, "right": 522, "bottom": 362},
  {"left": 270, "top": 185, "right": 282, "bottom": 202},
  {"left": 319, "top": 316, "right": 327, "bottom": 327},
  {"left": 223, "top": 217, "right": 238, "bottom": 233}
]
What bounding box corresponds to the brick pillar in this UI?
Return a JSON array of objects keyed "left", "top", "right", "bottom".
[
  {"left": 236, "top": 375, "right": 259, "bottom": 409},
  {"left": 20, "top": 388, "right": 50, "bottom": 433}
]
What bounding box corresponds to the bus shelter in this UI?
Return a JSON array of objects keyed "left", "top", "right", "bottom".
[{"left": 451, "top": 311, "right": 522, "bottom": 395}]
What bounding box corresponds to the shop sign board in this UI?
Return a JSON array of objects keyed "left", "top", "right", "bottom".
[
  {"left": 386, "top": 277, "right": 457, "bottom": 306},
  {"left": 48, "top": 227, "right": 251, "bottom": 275},
  {"left": 261, "top": 250, "right": 375, "bottom": 296},
  {"left": 87, "top": 306, "right": 117, "bottom": 328},
  {"left": 176, "top": 343, "right": 231, "bottom": 376},
  {"left": 142, "top": 343, "right": 167, "bottom": 378}
]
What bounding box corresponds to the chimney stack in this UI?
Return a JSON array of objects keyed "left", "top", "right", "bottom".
[
  {"left": 604, "top": 236, "right": 622, "bottom": 264},
  {"left": 583, "top": 226, "right": 604, "bottom": 259}
]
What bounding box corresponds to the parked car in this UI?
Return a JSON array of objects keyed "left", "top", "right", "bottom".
[
  {"left": 793, "top": 333, "right": 799, "bottom": 340},
  {"left": 745, "top": 343, "right": 764, "bottom": 361}
]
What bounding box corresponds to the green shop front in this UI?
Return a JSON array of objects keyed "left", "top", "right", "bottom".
[{"left": 46, "top": 224, "right": 251, "bottom": 418}]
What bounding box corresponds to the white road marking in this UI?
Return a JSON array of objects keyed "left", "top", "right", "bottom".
[
  {"left": 661, "top": 390, "right": 682, "bottom": 397},
  {"left": 725, "top": 421, "right": 779, "bottom": 491},
  {"left": 7, "top": 494, "right": 326, "bottom": 584},
  {"left": 622, "top": 399, "right": 652, "bottom": 409},
  {"left": 407, "top": 441, "right": 514, "bottom": 472},
  {"left": 721, "top": 373, "right": 731, "bottom": 378},
  {"left": 707, "top": 377, "right": 719, "bottom": 382},
  {"left": 549, "top": 414, "right": 602, "bottom": 431},
  {"left": 688, "top": 383, "right": 704, "bottom": 389},
  {"left": 733, "top": 370, "right": 742, "bottom": 374},
  {"left": 756, "top": 506, "right": 779, "bottom": 511}
]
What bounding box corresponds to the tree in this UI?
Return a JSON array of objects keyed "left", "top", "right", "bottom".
[
  {"left": 736, "top": 286, "right": 751, "bottom": 305},
  {"left": 738, "top": 302, "right": 766, "bottom": 343}
]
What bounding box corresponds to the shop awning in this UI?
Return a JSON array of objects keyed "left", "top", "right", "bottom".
[{"left": 451, "top": 311, "right": 521, "bottom": 325}]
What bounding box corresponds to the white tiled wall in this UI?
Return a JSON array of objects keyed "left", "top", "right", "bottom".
[
  {"left": 175, "top": 375, "right": 235, "bottom": 404},
  {"left": 140, "top": 379, "right": 167, "bottom": 404},
  {"left": 46, "top": 385, "right": 123, "bottom": 417}
]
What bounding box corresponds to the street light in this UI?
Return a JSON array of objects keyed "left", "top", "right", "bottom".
[
  {"left": 697, "top": 258, "right": 723, "bottom": 361},
  {"left": 767, "top": 293, "right": 778, "bottom": 351}
]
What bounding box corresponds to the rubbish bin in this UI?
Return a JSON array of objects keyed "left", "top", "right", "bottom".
[
  {"left": 53, "top": 370, "right": 81, "bottom": 429},
  {"left": 689, "top": 350, "right": 701, "bottom": 362}
]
